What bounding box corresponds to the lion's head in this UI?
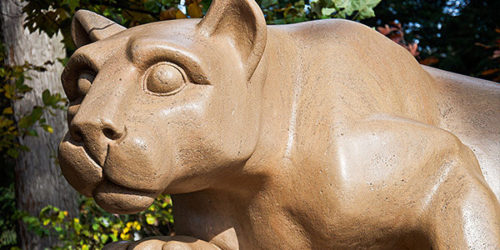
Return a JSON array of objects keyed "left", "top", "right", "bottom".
[{"left": 58, "top": 0, "right": 267, "bottom": 214}]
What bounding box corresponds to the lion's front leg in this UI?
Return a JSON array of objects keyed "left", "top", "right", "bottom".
[
  {"left": 103, "top": 236, "right": 221, "bottom": 250},
  {"left": 338, "top": 114, "right": 500, "bottom": 249}
]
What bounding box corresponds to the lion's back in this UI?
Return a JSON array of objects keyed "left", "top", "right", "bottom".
[{"left": 269, "top": 19, "right": 440, "bottom": 126}]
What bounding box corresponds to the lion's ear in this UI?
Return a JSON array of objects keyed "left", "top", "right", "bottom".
[
  {"left": 71, "top": 10, "right": 126, "bottom": 48},
  {"left": 197, "top": 0, "right": 267, "bottom": 80}
]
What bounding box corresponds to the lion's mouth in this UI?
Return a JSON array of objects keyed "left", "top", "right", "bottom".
[
  {"left": 59, "top": 134, "right": 159, "bottom": 213},
  {"left": 68, "top": 134, "right": 109, "bottom": 168},
  {"left": 59, "top": 135, "right": 104, "bottom": 197},
  {"left": 94, "top": 179, "right": 156, "bottom": 214}
]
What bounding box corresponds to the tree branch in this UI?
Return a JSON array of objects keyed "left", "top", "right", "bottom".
[{"left": 86, "top": 0, "right": 160, "bottom": 17}]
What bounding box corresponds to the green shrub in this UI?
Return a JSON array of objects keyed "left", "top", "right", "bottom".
[
  {"left": 0, "top": 185, "right": 19, "bottom": 249},
  {"left": 23, "top": 195, "right": 174, "bottom": 249}
]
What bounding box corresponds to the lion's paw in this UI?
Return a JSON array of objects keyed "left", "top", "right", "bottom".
[{"left": 103, "top": 236, "right": 220, "bottom": 250}]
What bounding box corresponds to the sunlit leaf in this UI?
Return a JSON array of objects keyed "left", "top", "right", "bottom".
[
  {"left": 176, "top": 9, "right": 187, "bottom": 19},
  {"left": 42, "top": 125, "right": 54, "bottom": 133},
  {"left": 145, "top": 214, "right": 156, "bottom": 225},
  {"left": 322, "top": 8, "right": 337, "bottom": 16},
  {"left": 480, "top": 68, "right": 500, "bottom": 76},
  {"left": 187, "top": 3, "right": 203, "bottom": 18},
  {"left": 100, "top": 234, "right": 109, "bottom": 243},
  {"left": 2, "top": 107, "right": 13, "bottom": 115}
]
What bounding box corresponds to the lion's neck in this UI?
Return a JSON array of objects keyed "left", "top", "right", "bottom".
[{"left": 171, "top": 28, "right": 322, "bottom": 249}]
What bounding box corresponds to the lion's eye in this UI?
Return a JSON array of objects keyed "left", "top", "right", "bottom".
[
  {"left": 144, "top": 63, "right": 186, "bottom": 95},
  {"left": 77, "top": 72, "right": 95, "bottom": 96}
]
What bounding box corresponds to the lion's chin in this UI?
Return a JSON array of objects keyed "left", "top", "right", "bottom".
[{"left": 94, "top": 181, "right": 157, "bottom": 214}]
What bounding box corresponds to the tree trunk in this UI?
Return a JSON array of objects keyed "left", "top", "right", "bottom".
[{"left": 0, "top": 0, "right": 78, "bottom": 249}]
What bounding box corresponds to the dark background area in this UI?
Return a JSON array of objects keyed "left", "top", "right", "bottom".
[{"left": 361, "top": 0, "right": 500, "bottom": 81}]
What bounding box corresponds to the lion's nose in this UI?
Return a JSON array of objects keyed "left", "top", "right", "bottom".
[
  {"left": 102, "top": 125, "right": 124, "bottom": 140},
  {"left": 70, "top": 120, "right": 124, "bottom": 143},
  {"left": 69, "top": 119, "right": 124, "bottom": 166}
]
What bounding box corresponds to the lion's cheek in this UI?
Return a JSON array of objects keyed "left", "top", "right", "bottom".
[
  {"left": 58, "top": 140, "right": 103, "bottom": 197},
  {"left": 103, "top": 140, "right": 169, "bottom": 193}
]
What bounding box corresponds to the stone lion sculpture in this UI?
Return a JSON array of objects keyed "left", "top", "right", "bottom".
[{"left": 58, "top": 0, "right": 500, "bottom": 249}]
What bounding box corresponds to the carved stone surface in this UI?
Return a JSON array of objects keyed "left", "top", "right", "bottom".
[{"left": 58, "top": 0, "right": 500, "bottom": 249}]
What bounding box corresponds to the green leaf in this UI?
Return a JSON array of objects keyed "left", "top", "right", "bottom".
[
  {"left": 57, "top": 57, "right": 69, "bottom": 66},
  {"left": 100, "top": 234, "right": 109, "bottom": 243},
  {"left": 144, "top": 0, "right": 161, "bottom": 13},
  {"left": 356, "top": 0, "right": 380, "bottom": 19},
  {"left": 31, "top": 107, "right": 43, "bottom": 121},
  {"left": 41, "top": 124, "right": 54, "bottom": 133},
  {"left": 16, "top": 83, "right": 32, "bottom": 94},
  {"left": 6, "top": 148, "right": 19, "bottom": 158},
  {"left": 42, "top": 218, "right": 50, "bottom": 226},
  {"left": 18, "top": 145, "right": 30, "bottom": 152},
  {"left": 74, "top": 223, "right": 82, "bottom": 233},
  {"left": 18, "top": 106, "right": 43, "bottom": 129},
  {"left": 62, "top": 0, "right": 80, "bottom": 12},
  {"left": 261, "top": 0, "right": 278, "bottom": 8},
  {"left": 57, "top": 211, "right": 65, "bottom": 220},
  {"left": 26, "top": 129, "right": 38, "bottom": 137},
  {"left": 82, "top": 229, "right": 90, "bottom": 237},
  {"left": 42, "top": 90, "right": 64, "bottom": 107},
  {"left": 145, "top": 214, "right": 156, "bottom": 225},
  {"left": 3, "top": 107, "right": 13, "bottom": 115},
  {"left": 334, "top": 0, "right": 380, "bottom": 19},
  {"left": 322, "top": 7, "right": 337, "bottom": 16},
  {"left": 15, "top": 74, "right": 25, "bottom": 87},
  {"left": 42, "top": 89, "right": 50, "bottom": 105}
]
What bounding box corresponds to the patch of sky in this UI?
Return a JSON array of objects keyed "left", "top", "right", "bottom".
[
  {"left": 405, "top": 21, "right": 422, "bottom": 34},
  {"left": 443, "top": 0, "right": 467, "bottom": 16},
  {"left": 388, "top": 6, "right": 397, "bottom": 15},
  {"left": 178, "top": 0, "right": 186, "bottom": 13}
]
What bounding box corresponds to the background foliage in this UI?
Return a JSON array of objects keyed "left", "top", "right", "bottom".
[
  {"left": 23, "top": 0, "right": 383, "bottom": 53},
  {"left": 1, "top": 0, "right": 498, "bottom": 249},
  {"left": 0, "top": 39, "right": 67, "bottom": 249},
  {"left": 0, "top": 43, "right": 67, "bottom": 159},
  {"left": 22, "top": 0, "right": 500, "bottom": 81},
  {"left": 21, "top": 195, "right": 173, "bottom": 249},
  {"left": 361, "top": 0, "right": 500, "bottom": 81}
]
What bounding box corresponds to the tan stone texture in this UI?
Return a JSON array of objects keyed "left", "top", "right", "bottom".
[{"left": 58, "top": 0, "right": 500, "bottom": 249}]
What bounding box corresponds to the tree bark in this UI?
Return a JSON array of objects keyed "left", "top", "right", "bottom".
[{"left": 0, "top": 0, "right": 78, "bottom": 249}]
